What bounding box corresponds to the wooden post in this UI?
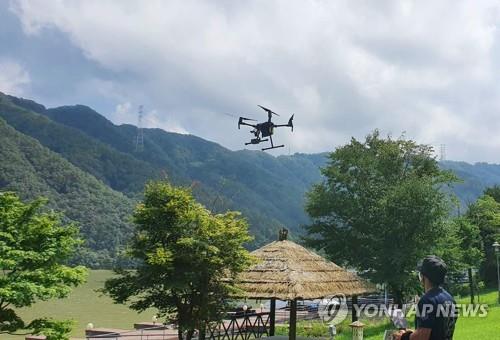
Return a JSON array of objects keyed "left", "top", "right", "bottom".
[
  {"left": 351, "top": 295, "right": 359, "bottom": 322},
  {"left": 289, "top": 299, "right": 297, "bottom": 340},
  {"left": 269, "top": 298, "right": 276, "bottom": 336}
]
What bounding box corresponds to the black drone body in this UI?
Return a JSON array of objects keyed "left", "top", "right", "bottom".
[{"left": 238, "top": 105, "right": 294, "bottom": 151}]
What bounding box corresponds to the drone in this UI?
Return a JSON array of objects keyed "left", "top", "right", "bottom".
[{"left": 238, "top": 105, "right": 294, "bottom": 151}]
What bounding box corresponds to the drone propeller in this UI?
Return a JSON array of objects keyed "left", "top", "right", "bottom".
[
  {"left": 258, "top": 105, "right": 280, "bottom": 116},
  {"left": 222, "top": 112, "right": 238, "bottom": 118},
  {"left": 288, "top": 114, "right": 294, "bottom": 132},
  {"left": 223, "top": 112, "right": 257, "bottom": 121}
]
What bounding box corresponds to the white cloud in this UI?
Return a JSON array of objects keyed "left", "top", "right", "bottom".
[
  {"left": 112, "top": 101, "right": 133, "bottom": 121},
  {"left": 146, "top": 109, "right": 189, "bottom": 135},
  {"left": 9, "top": 0, "right": 500, "bottom": 162},
  {"left": 0, "top": 59, "right": 30, "bottom": 95},
  {"left": 111, "top": 102, "right": 188, "bottom": 134}
]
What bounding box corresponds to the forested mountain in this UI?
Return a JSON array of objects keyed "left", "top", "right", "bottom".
[
  {"left": 1, "top": 92, "right": 500, "bottom": 267},
  {"left": 42, "top": 104, "right": 326, "bottom": 233},
  {"left": 0, "top": 117, "right": 134, "bottom": 268},
  {"left": 0, "top": 93, "right": 325, "bottom": 266},
  {"left": 441, "top": 160, "right": 500, "bottom": 209},
  {"left": 1, "top": 96, "right": 159, "bottom": 195}
]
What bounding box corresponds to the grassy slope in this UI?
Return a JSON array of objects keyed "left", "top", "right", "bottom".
[
  {"left": 454, "top": 290, "right": 500, "bottom": 340},
  {"left": 453, "top": 307, "right": 499, "bottom": 340}
]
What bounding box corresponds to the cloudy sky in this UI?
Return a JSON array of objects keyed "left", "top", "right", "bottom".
[{"left": 1, "top": 1, "right": 499, "bottom": 162}]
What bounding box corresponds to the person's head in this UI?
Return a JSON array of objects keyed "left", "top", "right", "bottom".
[{"left": 417, "top": 255, "right": 447, "bottom": 289}]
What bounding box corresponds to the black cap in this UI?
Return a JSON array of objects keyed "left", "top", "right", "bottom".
[{"left": 417, "top": 255, "right": 447, "bottom": 285}]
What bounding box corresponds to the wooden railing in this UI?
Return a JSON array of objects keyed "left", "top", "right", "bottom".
[{"left": 204, "top": 311, "right": 270, "bottom": 339}]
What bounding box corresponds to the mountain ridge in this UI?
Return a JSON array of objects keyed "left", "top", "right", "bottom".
[
  {"left": 0, "top": 93, "right": 326, "bottom": 253},
  {"left": 39, "top": 102, "right": 328, "bottom": 236},
  {"left": 1, "top": 92, "right": 500, "bottom": 267}
]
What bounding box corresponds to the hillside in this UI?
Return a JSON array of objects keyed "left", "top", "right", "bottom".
[
  {"left": 42, "top": 105, "right": 326, "bottom": 235},
  {"left": 0, "top": 116, "right": 134, "bottom": 267},
  {"left": 1, "top": 96, "right": 159, "bottom": 195}
]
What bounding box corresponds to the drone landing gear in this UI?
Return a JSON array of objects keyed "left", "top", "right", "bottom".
[
  {"left": 262, "top": 144, "right": 284, "bottom": 151},
  {"left": 261, "top": 135, "right": 283, "bottom": 150}
]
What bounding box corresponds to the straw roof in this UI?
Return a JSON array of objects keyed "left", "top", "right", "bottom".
[{"left": 236, "top": 240, "right": 377, "bottom": 300}]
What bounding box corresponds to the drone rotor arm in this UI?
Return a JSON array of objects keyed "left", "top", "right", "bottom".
[
  {"left": 274, "top": 115, "right": 294, "bottom": 131},
  {"left": 238, "top": 117, "right": 257, "bottom": 129},
  {"left": 239, "top": 121, "right": 257, "bottom": 128}
]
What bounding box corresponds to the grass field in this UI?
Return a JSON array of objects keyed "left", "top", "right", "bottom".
[
  {"left": 276, "top": 291, "right": 500, "bottom": 339},
  {"left": 453, "top": 290, "right": 500, "bottom": 340},
  {"left": 274, "top": 309, "right": 500, "bottom": 339},
  {"left": 0, "top": 270, "right": 156, "bottom": 339},
  {"left": 2, "top": 271, "right": 499, "bottom": 339}
]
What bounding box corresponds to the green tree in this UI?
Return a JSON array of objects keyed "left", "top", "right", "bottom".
[
  {"left": 0, "top": 192, "right": 87, "bottom": 339},
  {"left": 304, "top": 131, "right": 457, "bottom": 305},
  {"left": 104, "top": 181, "right": 252, "bottom": 340},
  {"left": 467, "top": 194, "right": 500, "bottom": 286},
  {"left": 437, "top": 217, "right": 483, "bottom": 303},
  {"left": 484, "top": 185, "right": 500, "bottom": 203}
]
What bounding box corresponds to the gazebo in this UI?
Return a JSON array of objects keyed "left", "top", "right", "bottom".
[{"left": 236, "top": 230, "right": 376, "bottom": 339}]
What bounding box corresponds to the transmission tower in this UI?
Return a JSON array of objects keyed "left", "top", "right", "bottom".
[
  {"left": 439, "top": 144, "right": 446, "bottom": 161},
  {"left": 135, "top": 105, "right": 144, "bottom": 152}
]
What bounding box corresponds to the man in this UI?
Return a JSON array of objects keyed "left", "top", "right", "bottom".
[{"left": 395, "top": 255, "right": 457, "bottom": 340}]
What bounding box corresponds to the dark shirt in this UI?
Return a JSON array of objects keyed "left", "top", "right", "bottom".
[{"left": 415, "top": 287, "right": 457, "bottom": 340}]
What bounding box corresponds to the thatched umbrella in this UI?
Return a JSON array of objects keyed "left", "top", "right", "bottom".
[{"left": 236, "top": 230, "right": 376, "bottom": 339}]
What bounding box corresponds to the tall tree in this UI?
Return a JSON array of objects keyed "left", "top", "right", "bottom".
[
  {"left": 467, "top": 194, "right": 500, "bottom": 286},
  {"left": 437, "top": 217, "right": 483, "bottom": 303},
  {"left": 104, "top": 181, "right": 252, "bottom": 340},
  {"left": 0, "top": 192, "right": 87, "bottom": 339},
  {"left": 304, "top": 131, "right": 457, "bottom": 305}
]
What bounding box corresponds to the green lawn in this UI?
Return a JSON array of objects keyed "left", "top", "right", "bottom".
[
  {"left": 274, "top": 308, "right": 499, "bottom": 339},
  {"left": 3, "top": 271, "right": 499, "bottom": 339},
  {"left": 276, "top": 318, "right": 393, "bottom": 339},
  {"left": 0, "top": 270, "right": 157, "bottom": 339},
  {"left": 276, "top": 290, "right": 500, "bottom": 339},
  {"left": 454, "top": 290, "right": 500, "bottom": 340},
  {"left": 453, "top": 306, "right": 499, "bottom": 339},
  {"left": 456, "top": 289, "right": 499, "bottom": 306}
]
